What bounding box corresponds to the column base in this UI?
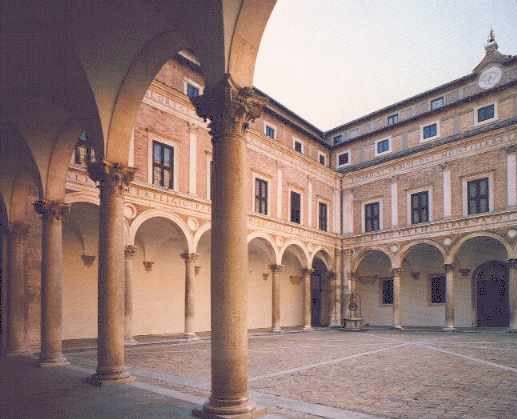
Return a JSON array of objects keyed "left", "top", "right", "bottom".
[
  {"left": 392, "top": 325, "right": 404, "bottom": 330},
  {"left": 193, "top": 400, "right": 265, "bottom": 419},
  {"left": 302, "top": 325, "right": 312, "bottom": 331},
  {"left": 87, "top": 367, "right": 135, "bottom": 386},
  {"left": 184, "top": 332, "right": 199, "bottom": 341},
  {"left": 271, "top": 326, "right": 282, "bottom": 333},
  {"left": 124, "top": 337, "right": 138, "bottom": 346},
  {"left": 39, "top": 353, "right": 70, "bottom": 367},
  {"left": 442, "top": 326, "right": 456, "bottom": 332}
]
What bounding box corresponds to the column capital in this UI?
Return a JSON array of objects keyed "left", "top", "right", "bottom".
[
  {"left": 33, "top": 200, "right": 70, "bottom": 221},
  {"left": 270, "top": 264, "right": 283, "bottom": 273},
  {"left": 439, "top": 162, "right": 449, "bottom": 171},
  {"left": 124, "top": 245, "right": 137, "bottom": 258},
  {"left": 392, "top": 268, "right": 402, "bottom": 276},
  {"left": 302, "top": 268, "right": 314, "bottom": 276},
  {"left": 192, "top": 74, "right": 268, "bottom": 142},
  {"left": 181, "top": 252, "right": 199, "bottom": 263},
  {"left": 444, "top": 263, "right": 455, "bottom": 272},
  {"left": 507, "top": 259, "right": 517, "bottom": 270},
  {"left": 87, "top": 160, "right": 136, "bottom": 194},
  {"left": 505, "top": 144, "right": 517, "bottom": 154}
]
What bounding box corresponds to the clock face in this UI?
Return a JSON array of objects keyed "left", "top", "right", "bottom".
[{"left": 478, "top": 66, "right": 502, "bottom": 90}]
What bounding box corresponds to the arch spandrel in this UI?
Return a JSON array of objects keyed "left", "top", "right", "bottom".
[{"left": 279, "top": 239, "right": 310, "bottom": 268}]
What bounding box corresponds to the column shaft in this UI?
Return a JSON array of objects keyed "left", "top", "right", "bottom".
[
  {"left": 124, "top": 245, "right": 137, "bottom": 345},
  {"left": 444, "top": 264, "right": 455, "bottom": 330},
  {"left": 34, "top": 200, "right": 69, "bottom": 366},
  {"left": 182, "top": 252, "right": 198, "bottom": 338},
  {"left": 508, "top": 259, "right": 517, "bottom": 331},
  {"left": 392, "top": 268, "right": 402, "bottom": 329},
  {"left": 271, "top": 264, "right": 282, "bottom": 332},
  {"left": 303, "top": 269, "right": 312, "bottom": 330}
]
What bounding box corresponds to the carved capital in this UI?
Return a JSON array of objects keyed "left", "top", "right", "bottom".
[
  {"left": 124, "top": 245, "right": 137, "bottom": 258},
  {"left": 181, "top": 252, "right": 199, "bottom": 263},
  {"left": 87, "top": 160, "right": 136, "bottom": 195},
  {"left": 392, "top": 268, "right": 402, "bottom": 277},
  {"left": 192, "top": 74, "right": 268, "bottom": 142},
  {"left": 270, "top": 264, "right": 283, "bottom": 273},
  {"left": 505, "top": 144, "right": 517, "bottom": 154},
  {"left": 33, "top": 200, "right": 70, "bottom": 221},
  {"left": 444, "top": 263, "right": 455, "bottom": 273},
  {"left": 507, "top": 259, "right": 517, "bottom": 270},
  {"left": 302, "top": 268, "right": 314, "bottom": 277},
  {"left": 439, "top": 162, "right": 449, "bottom": 171}
]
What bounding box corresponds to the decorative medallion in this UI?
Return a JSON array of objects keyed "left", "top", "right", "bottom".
[
  {"left": 443, "top": 237, "right": 453, "bottom": 247},
  {"left": 124, "top": 203, "right": 137, "bottom": 220},
  {"left": 187, "top": 217, "right": 199, "bottom": 232},
  {"left": 389, "top": 244, "right": 399, "bottom": 254},
  {"left": 507, "top": 229, "right": 517, "bottom": 240}
]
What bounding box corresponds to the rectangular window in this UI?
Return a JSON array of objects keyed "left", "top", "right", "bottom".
[
  {"left": 333, "top": 134, "right": 343, "bottom": 145},
  {"left": 186, "top": 82, "right": 200, "bottom": 98},
  {"left": 255, "top": 178, "right": 268, "bottom": 215},
  {"left": 337, "top": 151, "right": 350, "bottom": 167},
  {"left": 422, "top": 123, "right": 438, "bottom": 140},
  {"left": 431, "top": 276, "right": 446, "bottom": 304},
  {"left": 411, "top": 191, "right": 429, "bottom": 224},
  {"left": 318, "top": 202, "right": 328, "bottom": 232},
  {"left": 265, "top": 124, "right": 276, "bottom": 139},
  {"left": 382, "top": 279, "right": 394, "bottom": 305},
  {"left": 477, "top": 104, "right": 495, "bottom": 123},
  {"left": 319, "top": 153, "right": 326, "bottom": 166},
  {"left": 364, "top": 202, "right": 380, "bottom": 232},
  {"left": 387, "top": 113, "right": 398, "bottom": 126},
  {"left": 467, "top": 177, "right": 489, "bottom": 215},
  {"left": 294, "top": 140, "right": 303, "bottom": 154},
  {"left": 430, "top": 96, "right": 445, "bottom": 111},
  {"left": 376, "top": 138, "right": 390, "bottom": 155},
  {"left": 290, "top": 191, "right": 301, "bottom": 224},
  {"left": 152, "top": 141, "right": 174, "bottom": 189}
]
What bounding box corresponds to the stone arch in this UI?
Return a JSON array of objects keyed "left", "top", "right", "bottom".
[
  {"left": 310, "top": 247, "right": 333, "bottom": 270},
  {"left": 352, "top": 247, "right": 393, "bottom": 273},
  {"left": 397, "top": 240, "right": 447, "bottom": 268},
  {"left": 64, "top": 192, "right": 100, "bottom": 207},
  {"left": 193, "top": 222, "right": 211, "bottom": 254},
  {"left": 128, "top": 209, "right": 193, "bottom": 253},
  {"left": 279, "top": 240, "right": 310, "bottom": 268},
  {"left": 247, "top": 231, "right": 279, "bottom": 265},
  {"left": 448, "top": 232, "right": 513, "bottom": 264}
]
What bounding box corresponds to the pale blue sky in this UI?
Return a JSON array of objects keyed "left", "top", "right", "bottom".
[{"left": 254, "top": 0, "right": 517, "bottom": 131}]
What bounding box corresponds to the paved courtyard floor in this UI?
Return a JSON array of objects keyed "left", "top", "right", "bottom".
[{"left": 63, "top": 328, "right": 517, "bottom": 418}]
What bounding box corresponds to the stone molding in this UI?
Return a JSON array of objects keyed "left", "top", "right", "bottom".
[
  {"left": 33, "top": 200, "right": 70, "bottom": 221},
  {"left": 87, "top": 160, "right": 136, "bottom": 195}
]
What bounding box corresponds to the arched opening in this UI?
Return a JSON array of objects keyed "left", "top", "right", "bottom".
[
  {"left": 311, "top": 255, "right": 329, "bottom": 327},
  {"left": 454, "top": 235, "right": 509, "bottom": 327},
  {"left": 280, "top": 243, "right": 308, "bottom": 328},
  {"left": 355, "top": 250, "right": 392, "bottom": 327},
  {"left": 400, "top": 243, "right": 445, "bottom": 327},
  {"left": 248, "top": 236, "right": 276, "bottom": 330},
  {"left": 195, "top": 228, "right": 211, "bottom": 333}
]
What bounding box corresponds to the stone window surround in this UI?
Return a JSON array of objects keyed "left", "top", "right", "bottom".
[
  {"left": 147, "top": 135, "right": 179, "bottom": 191},
  {"left": 420, "top": 120, "right": 441, "bottom": 142},
  {"left": 317, "top": 197, "right": 331, "bottom": 232},
  {"left": 406, "top": 185, "right": 433, "bottom": 225},
  {"left": 183, "top": 78, "right": 203, "bottom": 96},
  {"left": 430, "top": 96, "right": 446, "bottom": 111},
  {"left": 379, "top": 277, "right": 394, "bottom": 306},
  {"left": 317, "top": 151, "right": 327, "bottom": 166},
  {"left": 461, "top": 171, "right": 495, "bottom": 217},
  {"left": 361, "top": 197, "right": 384, "bottom": 233},
  {"left": 252, "top": 171, "right": 272, "bottom": 217},
  {"left": 374, "top": 136, "right": 392, "bottom": 157},
  {"left": 474, "top": 101, "right": 498, "bottom": 126},
  {"left": 264, "top": 121, "right": 278, "bottom": 139},
  {"left": 336, "top": 149, "right": 351, "bottom": 169},
  {"left": 427, "top": 273, "right": 447, "bottom": 306},
  {"left": 292, "top": 137, "right": 304, "bottom": 154},
  {"left": 288, "top": 186, "right": 304, "bottom": 225}
]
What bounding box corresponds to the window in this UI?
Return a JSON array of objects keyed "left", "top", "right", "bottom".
[
  {"left": 422, "top": 122, "right": 439, "bottom": 141},
  {"left": 364, "top": 202, "right": 380, "bottom": 232},
  {"left": 265, "top": 124, "right": 276, "bottom": 139},
  {"left": 74, "top": 131, "right": 95, "bottom": 166},
  {"left": 382, "top": 279, "right": 394, "bottom": 305},
  {"left": 290, "top": 191, "right": 301, "bottom": 224},
  {"left": 337, "top": 151, "right": 350, "bottom": 168},
  {"left": 293, "top": 139, "right": 304, "bottom": 154},
  {"left": 467, "top": 177, "right": 489, "bottom": 215},
  {"left": 318, "top": 152, "right": 326, "bottom": 166},
  {"left": 254, "top": 178, "right": 268, "bottom": 215},
  {"left": 333, "top": 134, "right": 343, "bottom": 145},
  {"left": 431, "top": 276, "right": 446, "bottom": 304},
  {"left": 476, "top": 104, "right": 496, "bottom": 124},
  {"left": 318, "top": 202, "right": 328, "bottom": 232},
  {"left": 375, "top": 138, "right": 391, "bottom": 156},
  {"left": 387, "top": 113, "right": 398, "bottom": 126},
  {"left": 152, "top": 141, "right": 174, "bottom": 189},
  {"left": 430, "top": 96, "right": 445, "bottom": 111},
  {"left": 186, "top": 82, "right": 200, "bottom": 98},
  {"left": 411, "top": 191, "right": 429, "bottom": 224}
]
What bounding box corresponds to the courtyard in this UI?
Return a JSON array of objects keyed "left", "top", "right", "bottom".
[{"left": 4, "top": 329, "right": 515, "bottom": 418}]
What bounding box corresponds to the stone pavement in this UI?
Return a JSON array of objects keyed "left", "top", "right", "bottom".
[{"left": 3, "top": 329, "right": 517, "bottom": 418}]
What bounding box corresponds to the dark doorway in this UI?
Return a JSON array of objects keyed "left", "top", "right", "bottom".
[
  {"left": 474, "top": 261, "right": 509, "bottom": 327},
  {"left": 311, "top": 258, "right": 328, "bottom": 327}
]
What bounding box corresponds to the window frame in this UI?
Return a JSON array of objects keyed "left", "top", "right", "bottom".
[
  {"left": 183, "top": 78, "right": 202, "bottom": 98},
  {"left": 474, "top": 102, "right": 498, "bottom": 126},
  {"left": 362, "top": 199, "right": 383, "bottom": 233},
  {"left": 333, "top": 134, "right": 344, "bottom": 145},
  {"left": 336, "top": 150, "right": 351, "bottom": 169},
  {"left": 264, "top": 122, "right": 277, "bottom": 139},
  {"left": 406, "top": 187, "right": 433, "bottom": 225},
  {"left": 420, "top": 120, "right": 440, "bottom": 142},
  {"left": 292, "top": 137, "right": 304, "bottom": 154},
  {"left": 318, "top": 151, "right": 327, "bottom": 166},
  {"left": 380, "top": 278, "right": 394, "bottom": 305},
  {"left": 148, "top": 136, "right": 179, "bottom": 191},
  {"left": 374, "top": 137, "right": 392, "bottom": 157},
  {"left": 462, "top": 172, "right": 494, "bottom": 217},
  {"left": 288, "top": 188, "right": 303, "bottom": 225},
  {"left": 430, "top": 96, "right": 445, "bottom": 111},
  {"left": 317, "top": 199, "right": 329, "bottom": 232},
  {"left": 252, "top": 173, "right": 270, "bottom": 216},
  {"left": 387, "top": 113, "right": 399, "bottom": 126},
  {"left": 429, "top": 275, "right": 447, "bottom": 305}
]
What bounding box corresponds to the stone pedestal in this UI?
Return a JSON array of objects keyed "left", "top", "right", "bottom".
[
  {"left": 444, "top": 263, "right": 456, "bottom": 331},
  {"left": 270, "top": 264, "right": 282, "bottom": 332},
  {"left": 6, "top": 223, "right": 30, "bottom": 357},
  {"left": 34, "top": 200, "right": 70, "bottom": 366},
  {"left": 508, "top": 259, "right": 517, "bottom": 332},
  {"left": 392, "top": 268, "right": 402, "bottom": 329},
  {"left": 193, "top": 75, "right": 267, "bottom": 418},
  {"left": 302, "top": 269, "right": 313, "bottom": 330},
  {"left": 182, "top": 252, "right": 199, "bottom": 339},
  {"left": 88, "top": 160, "right": 136, "bottom": 385},
  {"left": 124, "top": 245, "right": 138, "bottom": 345}
]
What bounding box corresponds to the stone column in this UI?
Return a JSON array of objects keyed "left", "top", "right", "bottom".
[
  {"left": 124, "top": 245, "right": 137, "bottom": 345},
  {"left": 303, "top": 268, "right": 313, "bottom": 330},
  {"left": 444, "top": 263, "right": 455, "bottom": 331},
  {"left": 328, "top": 271, "right": 339, "bottom": 327},
  {"left": 193, "top": 75, "right": 267, "bottom": 418},
  {"left": 508, "top": 259, "right": 517, "bottom": 332},
  {"left": 88, "top": 160, "right": 136, "bottom": 385},
  {"left": 6, "top": 223, "right": 30, "bottom": 356},
  {"left": 392, "top": 268, "right": 402, "bottom": 329},
  {"left": 182, "top": 252, "right": 198, "bottom": 339},
  {"left": 270, "top": 264, "right": 282, "bottom": 333},
  {"left": 34, "top": 200, "right": 70, "bottom": 366},
  {"left": 342, "top": 249, "right": 353, "bottom": 323}
]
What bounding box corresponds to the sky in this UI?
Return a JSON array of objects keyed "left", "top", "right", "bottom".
[{"left": 253, "top": 0, "right": 517, "bottom": 131}]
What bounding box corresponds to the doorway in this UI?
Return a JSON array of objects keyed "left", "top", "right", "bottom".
[{"left": 474, "top": 261, "right": 509, "bottom": 327}]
